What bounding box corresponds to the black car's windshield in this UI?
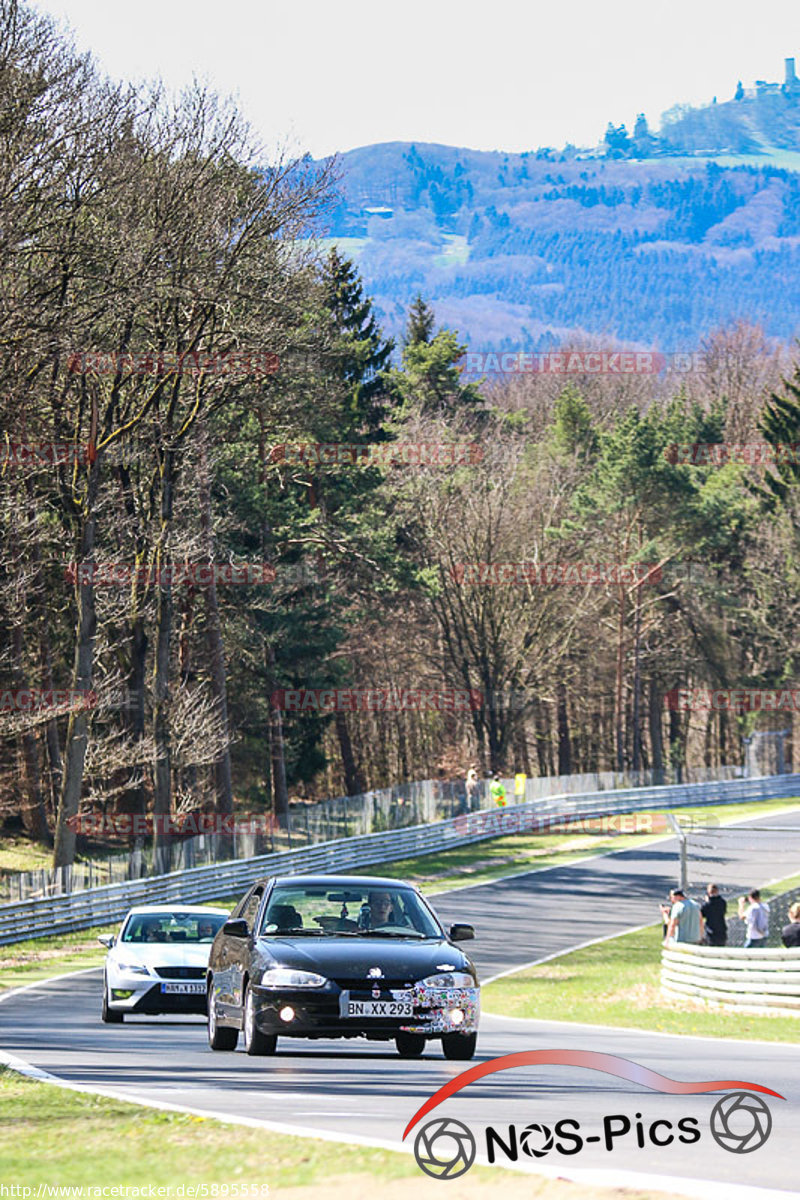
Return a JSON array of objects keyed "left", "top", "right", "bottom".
[{"left": 260, "top": 885, "right": 441, "bottom": 939}]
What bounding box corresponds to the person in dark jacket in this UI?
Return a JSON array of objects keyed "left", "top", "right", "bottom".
[
  {"left": 701, "top": 883, "right": 728, "bottom": 946},
  {"left": 781, "top": 902, "right": 800, "bottom": 948}
]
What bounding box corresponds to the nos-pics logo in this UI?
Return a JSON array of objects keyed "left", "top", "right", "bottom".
[{"left": 404, "top": 1050, "right": 782, "bottom": 1181}]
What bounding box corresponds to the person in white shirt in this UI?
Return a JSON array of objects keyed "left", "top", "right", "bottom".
[{"left": 738, "top": 888, "right": 769, "bottom": 948}]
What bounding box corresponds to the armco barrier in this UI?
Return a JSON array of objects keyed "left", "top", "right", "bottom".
[
  {"left": 1, "top": 772, "right": 798, "bottom": 945},
  {"left": 661, "top": 943, "right": 800, "bottom": 1017}
]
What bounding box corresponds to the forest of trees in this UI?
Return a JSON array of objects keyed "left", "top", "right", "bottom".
[
  {"left": 2, "top": 2, "right": 800, "bottom": 867},
  {"left": 325, "top": 144, "right": 800, "bottom": 353}
]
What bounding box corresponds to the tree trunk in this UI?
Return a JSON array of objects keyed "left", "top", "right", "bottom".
[
  {"left": 268, "top": 653, "right": 290, "bottom": 829},
  {"left": 648, "top": 675, "right": 664, "bottom": 783},
  {"left": 53, "top": 452, "right": 101, "bottom": 869},
  {"left": 556, "top": 680, "right": 571, "bottom": 775},
  {"left": 336, "top": 709, "right": 364, "bottom": 795},
  {"left": 199, "top": 443, "right": 233, "bottom": 821},
  {"left": 632, "top": 580, "right": 643, "bottom": 771},
  {"left": 615, "top": 582, "right": 626, "bottom": 772},
  {"left": 39, "top": 630, "right": 62, "bottom": 822},
  {"left": 10, "top": 591, "right": 50, "bottom": 843},
  {"left": 668, "top": 706, "right": 684, "bottom": 783},
  {"left": 152, "top": 451, "right": 175, "bottom": 874}
]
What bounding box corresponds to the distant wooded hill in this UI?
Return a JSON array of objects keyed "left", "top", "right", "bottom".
[{"left": 318, "top": 79, "right": 800, "bottom": 354}]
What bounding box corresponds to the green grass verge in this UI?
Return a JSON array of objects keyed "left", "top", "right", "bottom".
[
  {"left": 1, "top": 1067, "right": 666, "bottom": 1198},
  {"left": 0, "top": 1067, "right": 476, "bottom": 1190}
]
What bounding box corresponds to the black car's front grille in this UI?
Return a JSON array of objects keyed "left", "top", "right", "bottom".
[
  {"left": 331, "top": 976, "right": 415, "bottom": 994},
  {"left": 153, "top": 966, "right": 206, "bottom": 979}
]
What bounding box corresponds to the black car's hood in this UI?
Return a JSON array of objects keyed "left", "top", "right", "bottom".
[{"left": 256, "top": 935, "right": 475, "bottom": 981}]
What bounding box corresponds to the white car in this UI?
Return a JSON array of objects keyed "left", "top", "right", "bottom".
[{"left": 99, "top": 904, "right": 229, "bottom": 1023}]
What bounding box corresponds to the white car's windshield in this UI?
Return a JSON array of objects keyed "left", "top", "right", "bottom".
[
  {"left": 260, "top": 885, "right": 442, "bottom": 938},
  {"left": 121, "top": 912, "right": 226, "bottom": 944}
]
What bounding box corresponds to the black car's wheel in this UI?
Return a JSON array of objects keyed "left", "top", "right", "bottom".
[
  {"left": 208, "top": 983, "right": 238, "bottom": 1051},
  {"left": 101, "top": 976, "right": 124, "bottom": 1024},
  {"left": 243, "top": 985, "right": 277, "bottom": 1057},
  {"left": 442, "top": 1032, "right": 477, "bottom": 1061},
  {"left": 395, "top": 1033, "right": 425, "bottom": 1058}
]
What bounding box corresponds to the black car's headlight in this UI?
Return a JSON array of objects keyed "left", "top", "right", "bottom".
[
  {"left": 420, "top": 972, "right": 474, "bottom": 989},
  {"left": 259, "top": 967, "right": 328, "bottom": 989}
]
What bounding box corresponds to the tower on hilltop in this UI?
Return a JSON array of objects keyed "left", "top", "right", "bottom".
[{"left": 785, "top": 57, "right": 799, "bottom": 89}]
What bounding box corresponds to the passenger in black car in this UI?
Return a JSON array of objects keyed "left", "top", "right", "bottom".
[{"left": 268, "top": 904, "right": 303, "bottom": 931}]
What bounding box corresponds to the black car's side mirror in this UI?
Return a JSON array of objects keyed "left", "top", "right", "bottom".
[
  {"left": 222, "top": 918, "right": 249, "bottom": 938},
  {"left": 449, "top": 923, "right": 475, "bottom": 942}
]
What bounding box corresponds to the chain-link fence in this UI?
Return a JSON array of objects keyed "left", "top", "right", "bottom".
[{"left": 0, "top": 763, "right": 765, "bottom": 904}]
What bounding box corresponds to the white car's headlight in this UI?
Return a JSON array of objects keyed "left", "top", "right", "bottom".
[
  {"left": 420, "top": 972, "right": 474, "bottom": 989},
  {"left": 115, "top": 961, "right": 151, "bottom": 975},
  {"left": 259, "top": 968, "right": 327, "bottom": 989}
]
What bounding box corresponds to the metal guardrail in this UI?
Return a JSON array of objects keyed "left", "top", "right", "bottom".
[
  {"left": 1, "top": 764, "right": 743, "bottom": 903},
  {"left": 1, "top": 772, "right": 798, "bottom": 945},
  {"left": 661, "top": 943, "right": 800, "bottom": 1016}
]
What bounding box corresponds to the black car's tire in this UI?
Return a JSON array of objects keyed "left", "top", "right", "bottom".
[
  {"left": 101, "top": 976, "right": 124, "bottom": 1024},
  {"left": 395, "top": 1033, "right": 425, "bottom": 1058},
  {"left": 243, "top": 985, "right": 277, "bottom": 1057},
  {"left": 442, "top": 1032, "right": 477, "bottom": 1061},
  {"left": 208, "top": 984, "right": 238, "bottom": 1051}
]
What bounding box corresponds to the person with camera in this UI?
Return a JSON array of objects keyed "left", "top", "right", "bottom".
[{"left": 664, "top": 888, "right": 704, "bottom": 944}]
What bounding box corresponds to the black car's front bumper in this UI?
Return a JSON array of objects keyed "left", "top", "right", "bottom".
[{"left": 250, "top": 982, "right": 480, "bottom": 1040}]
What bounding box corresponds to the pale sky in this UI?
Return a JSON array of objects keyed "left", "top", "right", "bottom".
[{"left": 35, "top": 0, "right": 800, "bottom": 159}]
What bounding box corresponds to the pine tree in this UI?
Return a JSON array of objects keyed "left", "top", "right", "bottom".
[
  {"left": 392, "top": 298, "right": 486, "bottom": 419},
  {"left": 755, "top": 372, "right": 800, "bottom": 509},
  {"left": 405, "top": 295, "right": 435, "bottom": 347},
  {"left": 323, "top": 248, "right": 395, "bottom": 435}
]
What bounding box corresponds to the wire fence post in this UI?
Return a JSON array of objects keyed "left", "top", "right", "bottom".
[{"left": 666, "top": 812, "right": 689, "bottom": 891}]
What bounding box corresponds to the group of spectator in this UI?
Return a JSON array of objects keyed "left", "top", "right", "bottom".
[
  {"left": 464, "top": 767, "right": 507, "bottom": 809},
  {"left": 661, "top": 885, "right": 800, "bottom": 948}
]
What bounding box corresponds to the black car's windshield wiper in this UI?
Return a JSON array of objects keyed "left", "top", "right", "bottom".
[
  {"left": 356, "top": 929, "right": 426, "bottom": 939},
  {"left": 261, "top": 927, "right": 329, "bottom": 937},
  {"left": 261, "top": 927, "right": 359, "bottom": 937}
]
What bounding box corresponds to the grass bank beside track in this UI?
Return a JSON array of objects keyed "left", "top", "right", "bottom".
[
  {"left": 0, "top": 1067, "right": 685, "bottom": 1199},
  {"left": 1, "top": 796, "right": 798, "bottom": 995},
  {"left": 482, "top": 867, "right": 800, "bottom": 1043}
]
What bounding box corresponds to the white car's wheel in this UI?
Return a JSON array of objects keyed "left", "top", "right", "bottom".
[{"left": 101, "top": 974, "right": 124, "bottom": 1024}]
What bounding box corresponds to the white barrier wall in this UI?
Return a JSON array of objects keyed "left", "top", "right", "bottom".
[{"left": 661, "top": 943, "right": 800, "bottom": 1017}]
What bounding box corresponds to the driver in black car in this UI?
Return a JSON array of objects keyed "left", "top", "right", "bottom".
[{"left": 368, "top": 891, "right": 394, "bottom": 926}]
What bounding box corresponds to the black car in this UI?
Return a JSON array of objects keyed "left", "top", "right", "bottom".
[{"left": 206, "top": 874, "right": 479, "bottom": 1059}]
